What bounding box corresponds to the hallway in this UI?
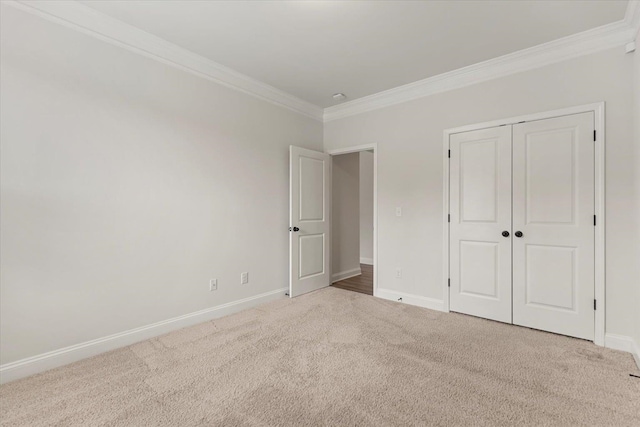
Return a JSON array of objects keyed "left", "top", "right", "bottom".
[{"left": 331, "top": 264, "right": 373, "bottom": 295}]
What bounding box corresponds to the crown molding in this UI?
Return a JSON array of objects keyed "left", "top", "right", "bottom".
[
  {"left": 4, "top": 0, "right": 324, "bottom": 121},
  {"left": 324, "top": 15, "right": 637, "bottom": 122},
  {"left": 4, "top": 0, "right": 636, "bottom": 124}
]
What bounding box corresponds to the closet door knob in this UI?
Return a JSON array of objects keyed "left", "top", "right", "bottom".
[
  {"left": 502, "top": 231, "right": 510, "bottom": 237},
  {"left": 515, "top": 231, "right": 523, "bottom": 238}
]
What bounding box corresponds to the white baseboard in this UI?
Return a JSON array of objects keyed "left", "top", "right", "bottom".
[
  {"left": 3, "top": 289, "right": 635, "bottom": 386},
  {"left": 332, "top": 267, "right": 362, "bottom": 283},
  {"left": 375, "top": 288, "right": 445, "bottom": 312},
  {"left": 360, "top": 257, "right": 374, "bottom": 265},
  {"left": 0, "top": 287, "right": 288, "bottom": 384},
  {"left": 605, "top": 333, "right": 640, "bottom": 370}
]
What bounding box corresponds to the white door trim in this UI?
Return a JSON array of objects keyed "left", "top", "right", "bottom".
[
  {"left": 326, "top": 144, "right": 378, "bottom": 297},
  {"left": 442, "top": 102, "right": 605, "bottom": 346}
]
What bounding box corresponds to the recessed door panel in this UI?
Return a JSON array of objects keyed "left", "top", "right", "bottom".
[
  {"left": 525, "top": 245, "right": 576, "bottom": 311},
  {"left": 299, "top": 156, "right": 325, "bottom": 221},
  {"left": 449, "top": 126, "right": 512, "bottom": 324},
  {"left": 513, "top": 113, "right": 594, "bottom": 340},
  {"left": 299, "top": 234, "right": 325, "bottom": 279},
  {"left": 459, "top": 241, "right": 499, "bottom": 299},
  {"left": 525, "top": 128, "right": 576, "bottom": 225},
  {"left": 461, "top": 140, "right": 498, "bottom": 223},
  {"left": 290, "top": 146, "right": 331, "bottom": 298}
]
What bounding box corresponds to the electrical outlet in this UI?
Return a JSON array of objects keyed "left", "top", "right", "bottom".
[
  {"left": 209, "top": 279, "right": 217, "bottom": 291},
  {"left": 396, "top": 207, "right": 402, "bottom": 217},
  {"left": 396, "top": 268, "right": 402, "bottom": 279},
  {"left": 241, "top": 272, "right": 248, "bottom": 284}
]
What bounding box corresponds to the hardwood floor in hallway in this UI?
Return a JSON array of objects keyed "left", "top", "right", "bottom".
[{"left": 331, "top": 264, "right": 373, "bottom": 295}]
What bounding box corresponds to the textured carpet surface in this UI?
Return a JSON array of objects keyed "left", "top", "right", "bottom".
[{"left": 1, "top": 287, "right": 639, "bottom": 426}]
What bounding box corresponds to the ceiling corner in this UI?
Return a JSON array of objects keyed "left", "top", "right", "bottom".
[{"left": 625, "top": 0, "right": 640, "bottom": 34}]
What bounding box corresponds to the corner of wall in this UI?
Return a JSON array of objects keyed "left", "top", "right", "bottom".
[{"left": 633, "top": 27, "right": 640, "bottom": 371}]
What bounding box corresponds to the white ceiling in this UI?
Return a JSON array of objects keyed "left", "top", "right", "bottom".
[{"left": 80, "top": 0, "right": 628, "bottom": 108}]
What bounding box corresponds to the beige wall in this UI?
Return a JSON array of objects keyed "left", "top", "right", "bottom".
[
  {"left": 0, "top": 6, "right": 323, "bottom": 365},
  {"left": 331, "top": 153, "right": 360, "bottom": 278},
  {"left": 324, "top": 47, "right": 637, "bottom": 338},
  {"left": 359, "top": 151, "right": 374, "bottom": 263}
]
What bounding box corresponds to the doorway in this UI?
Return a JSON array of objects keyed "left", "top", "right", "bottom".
[
  {"left": 288, "top": 144, "right": 377, "bottom": 299},
  {"left": 328, "top": 145, "right": 377, "bottom": 296}
]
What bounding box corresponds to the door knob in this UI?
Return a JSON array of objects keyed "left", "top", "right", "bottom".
[
  {"left": 502, "top": 231, "right": 510, "bottom": 237},
  {"left": 515, "top": 231, "right": 523, "bottom": 238},
  {"left": 289, "top": 226, "right": 300, "bottom": 232}
]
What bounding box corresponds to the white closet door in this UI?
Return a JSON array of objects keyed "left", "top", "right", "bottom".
[
  {"left": 512, "top": 113, "right": 595, "bottom": 340},
  {"left": 449, "top": 126, "right": 512, "bottom": 323}
]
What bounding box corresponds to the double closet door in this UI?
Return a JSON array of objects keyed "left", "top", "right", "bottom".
[{"left": 449, "top": 112, "right": 595, "bottom": 341}]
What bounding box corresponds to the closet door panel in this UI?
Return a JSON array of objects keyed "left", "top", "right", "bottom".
[
  {"left": 512, "top": 113, "right": 595, "bottom": 340},
  {"left": 449, "top": 126, "right": 512, "bottom": 323}
]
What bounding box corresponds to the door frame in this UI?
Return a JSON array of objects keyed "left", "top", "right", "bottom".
[
  {"left": 326, "top": 144, "right": 378, "bottom": 297},
  {"left": 442, "top": 102, "right": 605, "bottom": 346}
]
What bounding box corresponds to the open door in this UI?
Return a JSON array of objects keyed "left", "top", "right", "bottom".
[{"left": 289, "top": 146, "right": 331, "bottom": 297}]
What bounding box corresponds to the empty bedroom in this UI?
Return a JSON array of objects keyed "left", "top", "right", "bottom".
[{"left": 1, "top": 1, "right": 639, "bottom": 425}]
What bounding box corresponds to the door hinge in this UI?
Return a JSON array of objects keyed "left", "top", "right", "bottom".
[
  {"left": 593, "top": 215, "right": 596, "bottom": 226},
  {"left": 448, "top": 214, "right": 450, "bottom": 223},
  {"left": 593, "top": 130, "right": 596, "bottom": 141},
  {"left": 448, "top": 149, "right": 451, "bottom": 158},
  {"left": 448, "top": 278, "right": 450, "bottom": 288},
  {"left": 594, "top": 299, "right": 597, "bottom": 310}
]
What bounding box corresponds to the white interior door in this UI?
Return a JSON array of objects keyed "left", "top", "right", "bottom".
[
  {"left": 449, "top": 126, "right": 513, "bottom": 323},
  {"left": 512, "top": 113, "right": 595, "bottom": 340},
  {"left": 289, "top": 146, "right": 331, "bottom": 297}
]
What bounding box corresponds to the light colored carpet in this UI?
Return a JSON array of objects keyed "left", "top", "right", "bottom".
[{"left": 1, "top": 287, "right": 639, "bottom": 426}]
